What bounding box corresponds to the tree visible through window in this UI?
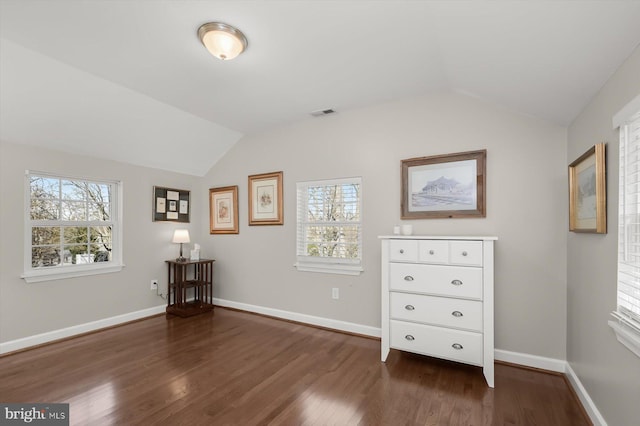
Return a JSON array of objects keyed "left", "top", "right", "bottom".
[
  {"left": 28, "top": 174, "right": 116, "bottom": 269},
  {"left": 296, "top": 177, "right": 363, "bottom": 275}
]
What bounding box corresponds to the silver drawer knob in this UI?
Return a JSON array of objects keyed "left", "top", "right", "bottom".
[
  {"left": 399, "top": 249, "right": 404, "bottom": 254},
  {"left": 462, "top": 251, "right": 468, "bottom": 256},
  {"left": 451, "top": 279, "right": 463, "bottom": 286},
  {"left": 429, "top": 250, "right": 434, "bottom": 255},
  {"left": 451, "top": 311, "right": 463, "bottom": 317},
  {"left": 405, "top": 335, "right": 415, "bottom": 341},
  {"left": 404, "top": 275, "right": 414, "bottom": 281},
  {"left": 405, "top": 305, "right": 415, "bottom": 311},
  {"left": 452, "top": 343, "right": 463, "bottom": 350}
]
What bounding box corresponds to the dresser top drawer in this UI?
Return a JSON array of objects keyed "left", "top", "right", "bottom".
[
  {"left": 387, "top": 239, "right": 484, "bottom": 266},
  {"left": 389, "top": 240, "right": 418, "bottom": 262}
]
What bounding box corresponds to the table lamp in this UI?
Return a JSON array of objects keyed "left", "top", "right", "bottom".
[{"left": 172, "top": 229, "right": 190, "bottom": 262}]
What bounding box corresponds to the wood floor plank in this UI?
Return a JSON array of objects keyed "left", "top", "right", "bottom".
[{"left": 0, "top": 308, "right": 591, "bottom": 425}]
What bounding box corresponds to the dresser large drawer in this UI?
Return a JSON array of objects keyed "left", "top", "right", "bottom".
[
  {"left": 390, "top": 320, "right": 483, "bottom": 366},
  {"left": 390, "top": 292, "right": 483, "bottom": 332},
  {"left": 389, "top": 263, "right": 482, "bottom": 299}
]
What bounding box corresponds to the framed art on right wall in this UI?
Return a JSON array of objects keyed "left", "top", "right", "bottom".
[{"left": 568, "top": 143, "right": 606, "bottom": 233}]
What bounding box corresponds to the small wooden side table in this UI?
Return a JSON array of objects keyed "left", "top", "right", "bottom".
[{"left": 165, "top": 259, "right": 215, "bottom": 317}]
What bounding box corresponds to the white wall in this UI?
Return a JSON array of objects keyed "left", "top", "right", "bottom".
[
  {"left": 0, "top": 140, "right": 200, "bottom": 342},
  {"left": 200, "top": 92, "right": 568, "bottom": 358},
  {"left": 567, "top": 46, "right": 640, "bottom": 426}
]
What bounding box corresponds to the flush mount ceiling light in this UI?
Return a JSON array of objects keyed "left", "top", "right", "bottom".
[{"left": 198, "top": 22, "right": 248, "bottom": 61}]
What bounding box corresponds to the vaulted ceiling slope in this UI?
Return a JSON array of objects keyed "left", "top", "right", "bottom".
[{"left": 2, "top": 1, "right": 640, "bottom": 175}]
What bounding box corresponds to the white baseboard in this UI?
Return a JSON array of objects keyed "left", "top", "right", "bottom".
[
  {"left": 212, "top": 298, "right": 381, "bottom": 338},
  {"left": 0, "top": 304, "right": 166, "bottom": 355},
  {"left": 565, "top": 363, "right": 608, "bottom": 426},
  {"left": 494, "top": 348, "right": 566, "bottom": 372}
]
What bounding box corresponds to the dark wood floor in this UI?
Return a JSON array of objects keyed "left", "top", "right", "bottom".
[{"left": 0, "top": 308, "right": 590, "bottom": 425}]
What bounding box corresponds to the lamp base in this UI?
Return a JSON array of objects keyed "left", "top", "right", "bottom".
[{"left": 176, "top": 243, "right": 187, "bottom": 262}]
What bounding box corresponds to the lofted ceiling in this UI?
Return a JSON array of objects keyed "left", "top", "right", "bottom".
[{"left": 1, "top": 1, "right": 640, "bottom": 176}]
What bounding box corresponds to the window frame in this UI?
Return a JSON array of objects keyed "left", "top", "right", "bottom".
[
  {"left": 22, "top": 170, "right": 124, "bottom": 283},
  {"left": 295, "top": 176, "right": 363, "bottom": 276},
  {"left": 611, "top": 99, "right": 640, "bottom": 358}
]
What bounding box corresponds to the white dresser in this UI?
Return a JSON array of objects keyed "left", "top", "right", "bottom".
[{"left": 380, "top": 235, "right": 497, "bottom": 387}]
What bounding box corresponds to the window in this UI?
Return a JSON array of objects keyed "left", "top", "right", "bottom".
[
  {"left": 296, "top": 177, "right": 363, "bottom": 275},
  {"left": 23, "top": 171, "right": 123, "bottom": 283},
  {"left": 612, "top": 107, "right": 640, "bottom": 357}
]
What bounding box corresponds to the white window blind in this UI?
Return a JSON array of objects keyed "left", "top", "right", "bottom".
[
  {"left": 296, "top": 177, "right": 363, "bottom": 275},
  {"left": 23, "top": 171, "right": 123, "bottom": 283},
  {"left": 616, "top": 110, "right": 640, "bottom": 335}
]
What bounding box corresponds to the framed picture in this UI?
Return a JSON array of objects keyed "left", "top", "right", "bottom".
[
  {"left": 248, "top": 171, "right": 283, "bottom": 225},
  {"left": 401, "top": 150, "right": 486, "bottom": 219},
  {"left": 153, "top": 186, "right": 190, "bottom": 222},
  {"left": 209, "top": 186, "right": 239, "bottom": 234},
  {"left": 569, "top": 143, "right": 606, "bottom": 233}
]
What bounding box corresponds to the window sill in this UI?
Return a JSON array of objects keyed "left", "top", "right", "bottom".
[
  {"left": 295, "top": 262, "right": 363, "bottom": 276},
  {"left": 22, "top": 263, "right": 125, "bottom": 283},
  {"left": 609, "top": 317, "right": 640, "bottom": 358}
]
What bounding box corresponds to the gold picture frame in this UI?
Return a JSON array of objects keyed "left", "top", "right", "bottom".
[
  {"left": 209, "top": 186, "right": 239, "bottom": 234},
  {"left": 569, "top": 143, "right": 606, "bottom": 233},
  {"left": 401, "top": 150, "right": 486, "bottom": 219},
  {"left": 248, "top": 171, "right": 283, "bottom": 225}
]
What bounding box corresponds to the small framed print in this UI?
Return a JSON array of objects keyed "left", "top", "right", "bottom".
[
  {"left": 248, "top": 171, "right": 283, "bottom": 225},
  {"left": 209, "top": 185, "right": 239, "bottom": 234},
  {"left": 569, "top": 143, "right": 606, "bottom": 233},
  {"left": 153, "top": 186, "right": 190, "bottom": 222}
]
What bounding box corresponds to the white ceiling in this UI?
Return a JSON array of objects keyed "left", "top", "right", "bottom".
[{"left": 2, "top": 1, "right": 640, "bottom": 176}]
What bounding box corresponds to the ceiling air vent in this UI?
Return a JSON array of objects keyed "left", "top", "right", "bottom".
[{"left": 310, "top": 108, "right": 336, "bottom": 117}]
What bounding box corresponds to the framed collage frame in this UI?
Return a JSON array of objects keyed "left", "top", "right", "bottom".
[{"left": 153, "top": 186, "right": 190, "bottom": 222}]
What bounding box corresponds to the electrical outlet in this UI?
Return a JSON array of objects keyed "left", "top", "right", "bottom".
[
  {"left": 332, "top": 288, "right": 339, "bottom": 300},
  {"left": 150, "top": 279, "right": 158, "bottom": 290}
]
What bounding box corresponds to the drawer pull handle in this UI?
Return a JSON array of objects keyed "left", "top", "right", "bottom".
[
  {"left": 462, "top": 251, "right": 468, "bottom": 256},
  {"left": 399, "top": 249, "right": 404, "bottom": 254},
  {"left": 405, "top": 335, "right": 415, "bottom": 341},
  {"left": 404, "top": 275, "right": 414, "bottom": 281},
  {"left": 429, "top": 250, "right": 435, "bottom": 255},
  {"left": 451, "top": 279, "right": 463, "bottom": 286},
  {"left": 405, "top": 305, "right": 415, "bottom": 311},
  {"left": 452, "top": 343, "right": 463, "bottom": 350},
  {"left": 451, "top": 311, "right": 463, "bottom": 317}
]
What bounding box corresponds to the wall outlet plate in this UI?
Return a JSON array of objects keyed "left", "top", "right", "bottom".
[
  {"left": 151, "top": 279, "right": 158, "bottom": 290},
  {"left": 332, "top": 288, "right": 339, "bottom": 299}
]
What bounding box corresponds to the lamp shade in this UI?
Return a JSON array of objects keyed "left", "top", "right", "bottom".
[
  {"left": 198, "top": 22, "right": 247, "bottom": 60},
  {"left": 172, "top": 229, "right": 190, "bottom": 244}
]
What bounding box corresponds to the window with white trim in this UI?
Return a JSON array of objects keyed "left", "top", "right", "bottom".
[
  {"left": 296, "top": 177, "right": 363, "bottom": 275},
  {"left": 613, "top": 108, "right": 640, "bottom": 357},
  {"left": 23, "top": 171, "right": 123, "bottom": 283}
]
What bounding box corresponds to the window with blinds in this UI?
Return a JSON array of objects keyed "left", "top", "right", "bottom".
[
  {"left": 296, "top": 177, "right": 363, "bottom": 275},
  {"left": 614, "top": 108, "right": 640, "bottom": 355},
  {"left": 23, "top": 171, "right": 123, "bottom": 283}
]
